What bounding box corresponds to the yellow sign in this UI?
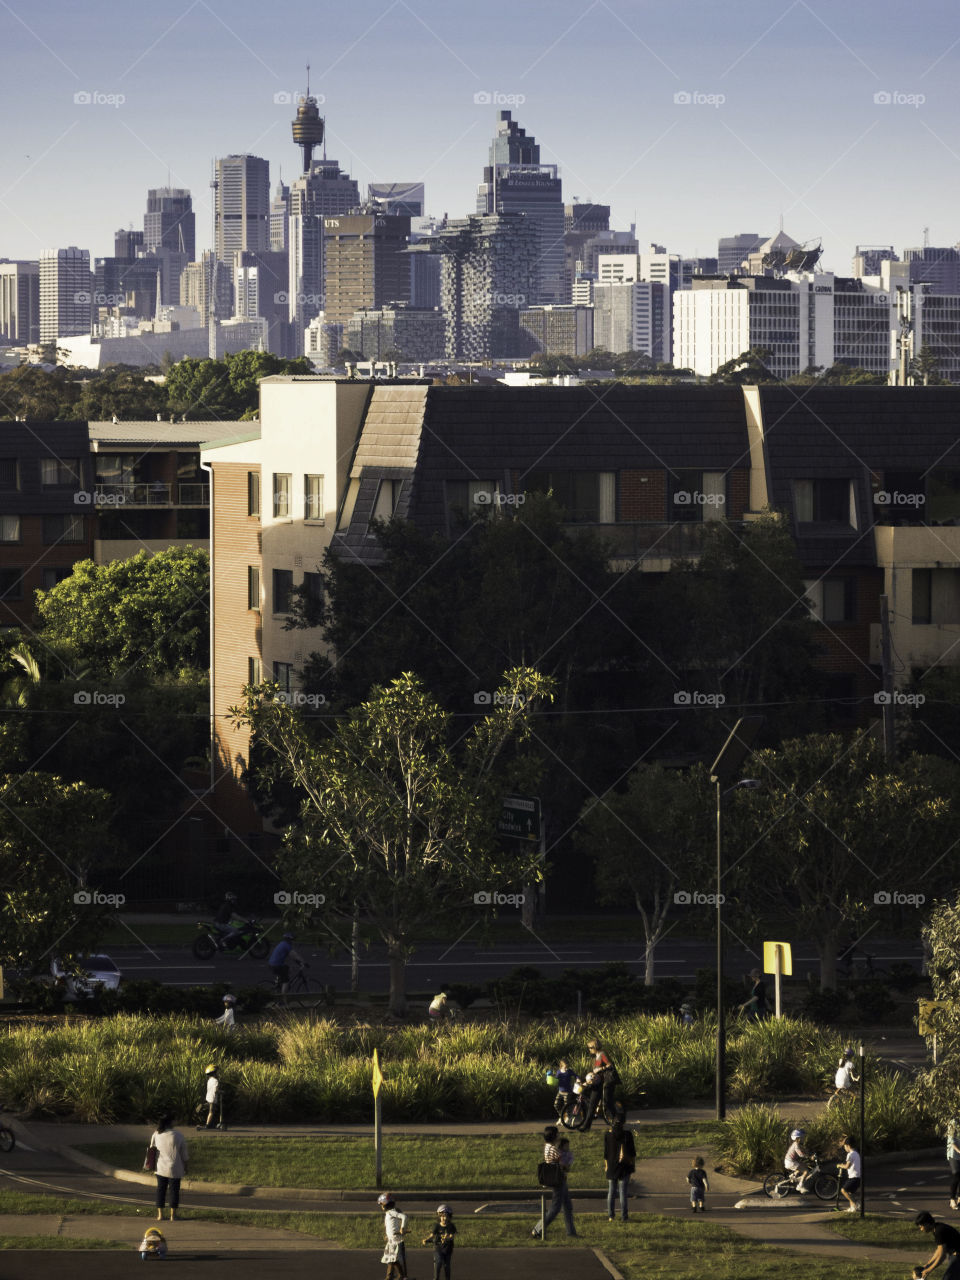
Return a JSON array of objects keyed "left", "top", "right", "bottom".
[
  {"left": 372, "top": 1048, "right": 384, "bottom": 1098},
  {"left": 919, "top": 999, "right": 950, "bottom": 1036},
  {"left": 763, "top": 941, "right": 793, "bottom": 976},
  {"left": 0, "top": 966, "right": 4, "bottom": 1000}
]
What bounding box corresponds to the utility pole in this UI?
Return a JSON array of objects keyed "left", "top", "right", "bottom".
[{"left": 879, "top": 595, "right": 895, "bottom": 763}]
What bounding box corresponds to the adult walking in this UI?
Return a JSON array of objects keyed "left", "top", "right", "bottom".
[
  {"left": 916, "top": 1211, "right": 960, "bottom": 1280},
  {"left": 532, "top": 1124, "right": 577, "bottom": 1238},
  {"left": 947, "top": 1121, "right": 960, "bottom": 1210},
  {"left": 741, "top": 968, "right": 767, "bottom": 1020},
  {"left": 603, "top": 1104, "right": 636, "bottom": 1221},
  {"left": 148, "top": 1114, "right": 188, "bottom": 1222}
]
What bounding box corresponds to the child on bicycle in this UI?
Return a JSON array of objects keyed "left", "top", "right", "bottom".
[
  {"left": 828, "top": 1049, "right": 860, "bottom": 1107},
  {"left": 785, "top": 1128, "right": 814, "bottom": 1194},
  {"left": 553, "top": 1059, "right": 577, "bottom": 1120},
  {"left": 138, "top": 1227, "right": 167, "bottom": 1259}
]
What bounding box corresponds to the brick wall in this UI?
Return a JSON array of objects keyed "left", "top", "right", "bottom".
[
  {"left": 621, "top": 470, "right": 666, "bottom": 521},
  {"left": 727, "top": 468, "right": 750, "bottom": 519}
]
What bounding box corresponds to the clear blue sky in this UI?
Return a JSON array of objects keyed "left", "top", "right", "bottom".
[{"left": 1, "top": 0, "right": 958, "bottom": 271}]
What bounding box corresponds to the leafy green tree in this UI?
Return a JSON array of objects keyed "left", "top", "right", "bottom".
[
  {"left": 231, "top": 669, "right": 554, "bottom": 1014},
  {"left": 0, "top": 770, "right": 113, "bottom": 970},
  {"left": 34, "top": 547, "right": 209, "bottom": 678},
  {"left": 78, "top": 370, "right": 168, "bottom": 421},
  {"left": 578, "top": 763, "right": 713, "bottom": 984},
  {"left": 731, "top": 733, "right": 954, "bottom": 988},
  {"left": 0, "top": 365, "right": 82, "bottom": 419},
  {"left": 915, "top": 895, "right": 960, "bottom": 1123},
  {"left": 911, "top": 345, "right": 943, "bottom": 386},
  {"left": 708, "top": 348, "right": 777, "bottom": 385}
]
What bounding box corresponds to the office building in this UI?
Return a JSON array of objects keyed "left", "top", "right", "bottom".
[
  {"left": 287, "top": 159, "right": 361, "bottom": 351},
  {"left": 93, "top": 256, "right": 160, "bottom": 321},
  {"left": 476, "top": 111, "right": 564, "bottom": 305},
  {"left": 233, "top": 249, "right": 290, "bottom": 355},
  {"left": 562, "top": 203, "right": 611, "bottom": 303},
  {"left": 0, "top": 260, "right": 39, "bottom": 346},
  {"left": 853, "top": 246, "right": 895, "bottom": 278},
  {"left": 904, "top": 246, "right": 960, "bottom": 296},
  {"left": 214, "top": 155, "right": 270, "bottom": 264},
  {"left": 270, "top": 180, "right": 290, "bottom": 253},
  {"left": 344, "top": 304, "right": 444, "bottom": 361},
  {"left": 579, "top": 229, "right": 639, "bottom": 279},
  {"left": 322, "top": 213, "right": 411, "bottom": 331},
  {"left": 144, "top": 187, "right": 195, "bottom": 260},
  {"left": 368, "top": 182, "right": 425, "bottom": 217},
  {"left": 718, "top": 232, "right": 766, "bottom": 274},
  {"left": 519, "top": 304, "right": 594, "bottom": 357},
  {"left": 180, "top": 252, "right": 233, "bottom": 322},
  {"left": 114, "top": 229, "right": 144, "bottom": 260},
  {"left": 593, "top": 282, "right": 668, "bottom": 361},
  {"left": 39, "top": 247, "right": 92, "bottom": 343}
]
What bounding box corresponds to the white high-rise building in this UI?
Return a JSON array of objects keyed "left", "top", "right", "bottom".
[
  {"left": 39, "top": 247, "right": 91, "bottom": 343},
  {"left": 0, "top": 259, "right": 39, "bottom": 345},
  {"left": 593, "top": 281, "right": 668, "bottom": 361}
]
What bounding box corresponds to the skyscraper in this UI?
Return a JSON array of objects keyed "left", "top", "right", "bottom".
[
  {"left": 114, "top": 228, "right": 144, "bottom": 259},
  {"left": 39, "top": 247, "right": 91, "bottom": 343},
  {"left": 144, "top": 188, "right": 195, "bottom": 259},
  {"left": 717, "top": 232, "right": 766, "bottom": 274},
  {"left": 367, "top": 182, "right": 425, "bottom": 217},
  {"left": 322, "top": 213, "right": 411, "bottom": 330},
  {"left": 0, "top": 260, "right": 39, "bottom": 346},
  {"left": 270, "top": 179, "right": 290, "bottom": 253},
  {"left": 214, "top": 155, "right": 270, "bottom": 264},
  {"left": 286, "top": 161, "right": 360, "bottom": 351},
  {"left": 476, "top": 111, "right": 563, "bottom": 305}
]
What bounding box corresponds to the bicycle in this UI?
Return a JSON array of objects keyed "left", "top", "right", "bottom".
[
  {"left": 763, "top": 1156, "right": 838, "bottom": 1201},
  {"left": 0, "top": 1120, "right": 15, "bottom": 1154},
  {"left": 260, "top": 962, "right": 332, "bottom": 1010},
  {"left": 558, "top": 1083, "right": 617, "bottom": 1132}
]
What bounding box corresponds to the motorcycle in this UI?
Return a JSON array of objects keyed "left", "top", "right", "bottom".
[{"left": 192, "top": 917, "right": 270, "bottom": 961}]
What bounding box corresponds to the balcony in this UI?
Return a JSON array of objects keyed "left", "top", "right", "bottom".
[
  {"left": 568, "top": 521, "right": 745, "bottom": 569},
  {"left": 93, "top": 482, "right": 210, "bottom": 506}
]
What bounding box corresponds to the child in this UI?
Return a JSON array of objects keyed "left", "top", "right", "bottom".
[
  {"left": 138, "top": 1227, "right": 167, "bottom": 1259},
  {"left": 680, "top": 1003, "right": 695, "bottom": 1030},
  {"left": 214, "top": 994, "right": 237, "bottom": 1031},
  {"left": 836, "top": 1136, "right": 862, "bottom": 1213},
  {"left": 378, "top": 1192, "right": 408, "bottom": 1280},
  {"left": 558, "top": 1136, "right": 574, "bottom": 1172},
  {"left": 687, "top": 1156, "right": 709, "bottom": 1211},
  {"left": 553, "top": 1059, "right": 577, "bottom": 1120},
  {"left": 828, "top": 1049, "right": 860, "bottom": 1107},
  {"left": 422, "top": 1203, "right": 456, "bottom": 1280}
]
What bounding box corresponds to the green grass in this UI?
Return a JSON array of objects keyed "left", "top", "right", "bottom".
[
  {"left": 77, "top": 1123, "right": 719, "bottom": 1190},
  {"left": 826, "top": 1214, "right": 922, "bottom": 1248},
  {"left": 0, "top": 1236, "right": 127, "bottom": 1250},
  {"left": 0, "top": 1193, "right": 913, "bottom": 1279}
]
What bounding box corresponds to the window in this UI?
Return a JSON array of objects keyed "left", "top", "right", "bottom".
[
  {"left": 371, "top": 479, "right": 400, "bottom": 523},
  {"left": 912, "top": 568, "right": 960, "bottom": 625},
  {"left": 0, "top": 516, "right": 20, "bottom": 543},
  {"left": 304, "top": 474, "right": 324, "bottom": 521},
  {"left": 875, "top": 471, "right": 925, "bottom": 523},
  {"left": 0, "top": 459, "right": 19, "bottom": 491},
  {"left": 273, "top": 661, "right": 293, "bottom": 692},
  {"left": 273, "top": 568, "right": 294, "bottom": 614},
  {"left": 273, "top": 473, "right": 291, "bottom": 518},
  {"left": 95, "top": 453, "right": 139, "bottom": 486},
  {"left": 248, "top": 656, "right": 262, "bottom": 685},
  {"left": 40, "top": 566, "right": 71, "bottom": 590},
  {"left": 247, "top": 471, "right": 261, "bottom": 517},
  {"left": 43, "top": 515, "right": 84, "bottom": 545},
  {"left": 247, "top": 566, "right": 261, "bottom": 610},
  {"left": 525, "top": 471, "right": 616, "bottom": 522},
  {"left": 793, "top": 478, "right": 855, "bottom": 527},
  {"left": 303, "top": 571, "right": 324, "bottom": 605},
  {"left": 669, "top": 470, "right": 726, "bottom": 523},
  {"left": 445, "top": 479, "right": 500, "bottom": 521},
  {"left": 805, "top": 577, "right": 856, "bottom": 623},
  {"left": 927, "top": 470, "right": 960, "bottom": 523},
  {"left": 0, "top": 569, "right": 23, "bottom": 600},
  {"left": 913, "top": 569, "right": 932, "bottom": 625},
  {"left": 40, "top": 458, "right": 81, "bottom": 488}
]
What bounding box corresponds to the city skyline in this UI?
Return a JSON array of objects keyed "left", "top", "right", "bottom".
[{"left": 1, "top": 0, "right": 958, "bottom": 269}]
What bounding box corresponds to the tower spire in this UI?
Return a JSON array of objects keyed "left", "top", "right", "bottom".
[{"left": 291, "top": 69, "right": 324, "bottom": 174}]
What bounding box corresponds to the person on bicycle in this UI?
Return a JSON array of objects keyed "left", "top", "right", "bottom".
[
  {"left": 583, "top": 1038, "right": 619, "bottom": 1129},
  {"left": 213, "top": 891, "right": 242, "bottom": 951},
  {"left": 268, "top": 933, "right": 304, "bottom": 993},
  {"left": 785, "top": 1128, "right": 814, "bottom": 1194},
  {"left": 828, "top": 1049, "right": 860, "bottom": 1107}
]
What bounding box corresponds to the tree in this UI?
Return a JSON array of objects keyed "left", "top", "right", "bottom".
[
  {"left": 231, "top": 668, "right": 554, "bottom": 1014},
  {"left": 0, "top": 770, "right": 113, "bottom": 970},
  {"left": 911, "top": 345, "right": 943, "bottom": 387},
  {"left": 578, "top": 763, "right": 713, "bottom": 984},
  {"left": 708, "top": 348, "right": 777, "bottom": 385},
  {"left": 0, "top": 364, "right": 82, "bottom": 419},
  {"left": 915, "top": 894, "right": 960, "bottom": 1123},
  {"left": 34, "top": 546, "right": 209, "bottom": 678},
  {"left": 731, "top": 733, "right": 954, "bottom": 988},
  {"left": 78, "top": 369, "right": 168, "bottom": 421}
]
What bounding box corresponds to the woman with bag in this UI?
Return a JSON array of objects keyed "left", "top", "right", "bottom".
[
  {"left": 146, "top": 1114, "right": 189, "bottom": 1221},
  {"left": 603, "top": 1104, "right": 636, "bottom": 1222},
  {"left": 532, "top": 1124, "right": 577, "bottom": 1238}
]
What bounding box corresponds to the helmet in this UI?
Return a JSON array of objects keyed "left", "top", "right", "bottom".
[
  {"left": 844, "top": 1047, "right": 855, "bottom": 1058},
  {"left": 283, "top": 932, "right": 294, "bottom": 941},
  {"left": 790, "top": 1129, "right": 804, "bottom": 1140},
  {"left": 377, "top": 1193, "right": 394, "bottom": 1207},
  {"left": 223, "top": 995, "right": 237, "bottom": 1005},
  {"left": 680, "top": 1003, "right": 692, "bottom": 1011},
  {"left": 436, "top": 1203, "right": 453, "bottom": 1216},
  {"left": 205, "top": 1064, "right": 217, "bottom": 1074},
  {"left": 585, "top": 1072, "right": 595, "bottom": 1084}
]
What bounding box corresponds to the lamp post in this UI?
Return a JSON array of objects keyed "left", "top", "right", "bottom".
[{"left": 709, "top": 716, "right": 764, "bottom": 1122}]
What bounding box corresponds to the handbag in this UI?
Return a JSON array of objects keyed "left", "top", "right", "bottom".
[
  {"left": 143, "top": 1144, "right": 158, "bottom": 1173},
  {"left": 538, "top": 1160, "right": 563, "bottom": 1188}
]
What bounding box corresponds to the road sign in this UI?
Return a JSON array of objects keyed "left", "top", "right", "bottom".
[
  {"left": 372, "top": 1048, "right": 384, "bottom": 1098},
  {"left": 763, "top": 941, "right": 792, "bottom": 976},
  {"left": 497, "top": 794, "right": 541, "bottom": 842},
  {"left": 918, "top": 999, "right": 950, "bottom": 1036}
]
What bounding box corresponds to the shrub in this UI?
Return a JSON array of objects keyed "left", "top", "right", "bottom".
[
  {"left": 715, "top": 1103, "right": 790, "bottom": 1175},
  {"left": 850, "top": 981, "right": 896, "bottom": 1023}
]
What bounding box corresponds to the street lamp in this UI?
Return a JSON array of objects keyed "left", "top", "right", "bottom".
[{"left": 709, "top": 715, "right": 764, "bottom": 1121}]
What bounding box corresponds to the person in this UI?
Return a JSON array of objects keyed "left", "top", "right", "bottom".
[
  {"left": 378, "top": 1192, "right": 408, "bottom": 1280},
  {"left": 148, "top": 1115, "right": 188, "bottom": 1222},
  {"left": 199, "top": 1064, "right": 220, "bottom": 1129},
  {"left": 687, "top": 1155, "right": 709, "bottom": 1212},
  {"left": 553, "top": 1059, "right": 577, "bottom": 1121},
  {"left": 428, "top": 992, "right": 453, "bottom": 1023},
  {"left": 946, "top": 1121, "right": 960, "bottom": 1210},
  {"left": 532, "top": 1124, "right": 577, "bottom": 1238},
  {"left": 214, "top": 994, "right": 237, "bottom": 1031},
  {"left": 422, "top": 1204, "right": 456, "bottom": 1280},
  {"left": 213, "top": 891, "right": 241, "bottom": 951},
  {"left": 584, "top": 1038, "right": 619, "bottom": 1129},
  {"left": 784, "top": 1128, "right": 814, "bottom": 1194},
  {"left": 740, "top": 969, "right": 767, "bottom": 1020},
  {"left": 829, "top": 1048, "right": 860, "bottom": 1107},
  {"left": 268, "top": 932, "right": 304, "bottom": 993},
  {"left": 138, "top": 1226, "right": 167, "bottom": 1259},
  {"left": 836, "top": 1136, "right": 862, "bottom": 1213},
  {"left": 604, "top": 1104, "right": 636, "bottom": 1222},
  {"left": 680, "top": 1002, "right": 695, "bottom": 1030},
  {"left": 916, "top": 1210, "right": 960, "bottom": 1280}
]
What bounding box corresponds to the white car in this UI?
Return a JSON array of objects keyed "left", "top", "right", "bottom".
[{"left": 50, "top": 954, "right": 122, "bottom": 999}]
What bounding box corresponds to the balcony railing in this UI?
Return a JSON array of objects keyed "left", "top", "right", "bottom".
[
  {"left": 92, "top": 482, "right": 210, "bottom": 506},
  {"left": 566, "top": 521, "right": 746, "bottom": 560}
]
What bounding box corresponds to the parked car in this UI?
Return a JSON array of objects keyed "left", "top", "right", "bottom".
[{"left": 50, "top": 954, "right": 121, "bottom": 999}]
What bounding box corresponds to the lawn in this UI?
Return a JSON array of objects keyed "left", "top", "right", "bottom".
[
  {"left": 0, "top": 1236, "right": 126, "bottom": 1250},
  {"left": 827, "top": 1214, "right": 922, "bottom": 1248},
  {"left": 77, "top": 1122, "right": 720, "bottom": 1190},
  {"left": 0, "top": 1194, "right": 914, "bottom": 1280}
]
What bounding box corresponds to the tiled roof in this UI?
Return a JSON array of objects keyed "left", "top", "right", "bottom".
[{"left": 88, "top": 421, "right": 249, "bottom": 447}]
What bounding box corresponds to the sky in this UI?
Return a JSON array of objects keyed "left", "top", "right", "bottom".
[{"left": 1, "top": 0, "right": 959, "bottom": 272}]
